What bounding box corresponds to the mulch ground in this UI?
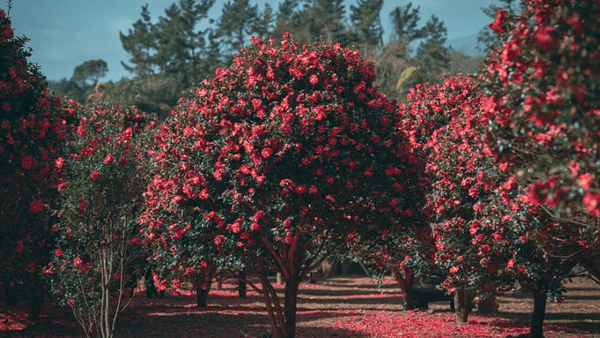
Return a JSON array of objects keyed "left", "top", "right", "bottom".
[{"left": 1, "top": 275, "right": 599, "bottom": 337}]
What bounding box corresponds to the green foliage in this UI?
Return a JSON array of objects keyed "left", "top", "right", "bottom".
[
  {"left": 349, "top": 0, "right": 384, "bottom": 53},
  {"left": 71, "top": 59, "right": 107, "bottom": 89},
  {"left": 214, "top": 0, "right": 259, "bottom": 60},
  {"left": 47, "top": 59, "right": 108, "bottom": 103}
]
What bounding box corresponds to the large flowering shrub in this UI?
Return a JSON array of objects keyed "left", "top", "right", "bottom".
[
  {"left": 480, "top": 0, "right": 600, "bottom": 279},
  {"left": 0, "top": 9, "right": 74, "bottom": 318},
  {"left": 142, "top": 34, "right": 423, "bottom": 338},
  {"left": 49, "top": 101, "right": 156, "bottom": 338},
  {"left": 399, "top": 75, "right": 573, "bottom": 332}
]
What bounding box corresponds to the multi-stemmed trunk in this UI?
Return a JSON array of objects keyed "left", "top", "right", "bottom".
[
  {"left": 392, "top": 268, "right": 415, "bottom": 310},
  {"left": 258, "top": 271, "right": 301, "bottom": 338}
]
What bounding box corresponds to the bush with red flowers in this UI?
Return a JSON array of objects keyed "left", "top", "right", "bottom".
[
  {"left": 49, "top": 101, "right": 156, "bottom": 338},
  {"left": 480, "top": 0, "right": 600, "bottom": 280},
  {"left": 399, "top": 75, "right": 573, "bottom": 335},
  {"left": 142, "top": 34, "right": 424, "bottom": 338},
  {"left": 0, "top": 9, "right": 74, "bottom": 319}
]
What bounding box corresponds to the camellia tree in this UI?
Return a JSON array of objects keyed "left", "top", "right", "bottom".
[
  {"left": 399, "top": 75, "right": 575, "bottom": 332},
  {"left": 0, "top": 8, "right": 74, "bottom": 318},
  {"left": 399, "top": 75, "right": 500, "bottom": 323},
  {"left": 480, "top": 0, "right": 600, "bottom": 280},
  {"left": 142, "top": 33, "right": 424, "bottom": 338},
  {"left": 49, "top": 100, "right": 156, "bottom": 338}
]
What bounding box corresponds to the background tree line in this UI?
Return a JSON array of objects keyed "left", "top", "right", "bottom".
[{"left": 47, "top": 0, "right": 498, "bottom": 118}]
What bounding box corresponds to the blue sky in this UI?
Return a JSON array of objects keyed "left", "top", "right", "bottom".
[{"left": 6, "top": 0, "right": 496, "bottom": 82}]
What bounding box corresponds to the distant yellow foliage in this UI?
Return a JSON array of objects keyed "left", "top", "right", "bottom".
[{"left": 396, "top": 66, "right": 419, "bottom": 91}]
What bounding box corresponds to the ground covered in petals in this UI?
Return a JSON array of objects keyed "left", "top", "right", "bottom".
[{"left": 1, "top": 276, "right": 598, "bottom": 337}]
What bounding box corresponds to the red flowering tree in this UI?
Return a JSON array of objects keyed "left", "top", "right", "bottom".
[
  {"left": 142, "top": 34, "right": 423, "bottom": 338},
  {"left": 399, "top": 75, "right": 574, "bottom": 332},
  {"left": 49, "top": 101, "right": 156, "bottom": 338},
  {"left": 0, "top": 9, "right": 74, "bottom": 318},
  {"left": 480, "top": 0, "right": 600, "bottom": 280},
  {"left": 399, "top": 75, "right": 498, "bottom": 322}
]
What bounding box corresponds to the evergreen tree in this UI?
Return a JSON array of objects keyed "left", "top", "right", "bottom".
[
  {"left": 71, "top": 59, "right": 107, "bottom": 89},
  {"left": 120, "top": 4, "right": 158, "bottom": 84},
  {"left": 414, "top": 15, "right": 449, "bottom": 85},
  {"left": 389, "top": 2, "right": 425, "bottom": 56},
  {"left": 349, "top": 0, "right": 383, "bottom": 53},
  {"left": 273, "top": 0, "right": 301, "bottom": 40},
  {"left": 214, "top": 0, "right": 259, "bottom": 60},
  {"left": 251, "top": 3, "right": 275, "bottom": 40},
  {"left": 154, "top": 0, "right": 215, "bottom": 88},
  {"left": 299, "top": 0, "right": 349, "bottom": 45}
]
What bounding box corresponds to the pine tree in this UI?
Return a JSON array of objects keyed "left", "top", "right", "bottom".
[
  {"left": 251, "top": 3, "right": 275, "bottom": 40},
  {"left": 154, "top": 0, "right": 215, "bottom": 88},
  {"left": 414, "top": 15, "right": 449, "bottom": 85},
  {"left": 389, "top": 2, "right": 425, "bottom": 56},
  {"left": 299, "top": 0, "right": 349, "bottom": 45},
  {"left": 273, "top": 0, "right": 301, "bottom": 40},
  {"left": 120, "top": 4, "right": 158, "bottom": 84},
  {"left": 214, "top": 0, "right": 259, "bottom": 60},
  {"left": 349, "top": 0, "right": 383, "bottom": 53}
]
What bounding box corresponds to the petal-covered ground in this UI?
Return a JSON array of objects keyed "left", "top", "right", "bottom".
[{"left": 1, "top": 276, "right": 598, "bottom": 337}]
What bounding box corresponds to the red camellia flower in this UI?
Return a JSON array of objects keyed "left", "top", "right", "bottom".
[
  {"left": 89, "top": 170, "right": 100, "bottom": 179},
  {"left": 54, "top": 248, "right": 63, "bottom": 256},
  {"left": 104, "top": 153, "right": 115, "bottom": 164},
  {"left": 489, "top": 9, "right": 508, "bottom": 33},
  {"left": 21, "top": 155, "right": 33, "bottom": 169},
  {"left": 30, "top": 200, "right": 43, "bottom": 213}
]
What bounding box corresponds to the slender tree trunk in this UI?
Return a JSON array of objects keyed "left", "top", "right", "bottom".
[
  {"left": 196, "top": 281, "right": 211, "bottom": 308},
  {"left": 393, "top": 268, "right": 414, "bottom": 310},
  {"left": 239, "top": 271, "right": 247, "bottom": 299},
  {"left": 28, "top": 274, "right": 44, "bottom": 320},
  {"left": 284, "top": 277, "right": 301, "bottom": 338},
  {"left": 454, "top": 289, "right": 470, "bottom": 323},
  {"left": 277, "top": 272, "right": 283, "bottom": 285},
  {"left": 531, "top": 288, "right": 547, "bottom": 338},
  {"left": 4, "top": 281, "right": 17, "bottom": 306}
]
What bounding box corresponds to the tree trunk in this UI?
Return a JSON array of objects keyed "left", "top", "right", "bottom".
[
  {"left": 284, "top": 277, "right": 301, "bottom": 338},
  {"left": 28, "top": 275, "right": 44, "bottom": 320},
  {"left": 531, "top": 288, "right": 547, "bottom": 338},
  {"left": 277, "top": 272, "right": 283, "bottom": 285},
  {"left": 4, "top": 282, "right": 17, "bottom": 306},
  {"left": 195, "top": 279, "right": 212, "bottom": 308},
  {"left": 393, "top": 268, "right": 414, "bottom": 310},
  {"left": 238, "top": 271, "right": 247, "bottom": 299},
  {"left": 454, "top": 289, "right": 470, "bottom": 323}
]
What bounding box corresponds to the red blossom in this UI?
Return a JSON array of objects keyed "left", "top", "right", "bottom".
[{"left": 89, "top": 170, "right": 100, "bottom": 179}]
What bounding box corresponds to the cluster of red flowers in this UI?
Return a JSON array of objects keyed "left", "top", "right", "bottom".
[
  {"left": 480, "top": 0, "right": 600, "bottom": 284},
  {"left": 481, "top": 0, "right": 600, "bottom": 219},
  {"left": 0, "top": 9, "right": 74, "bottom": 291},
  {"left": 143, "top": 34, "right": 423, "bottom": 260}
]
